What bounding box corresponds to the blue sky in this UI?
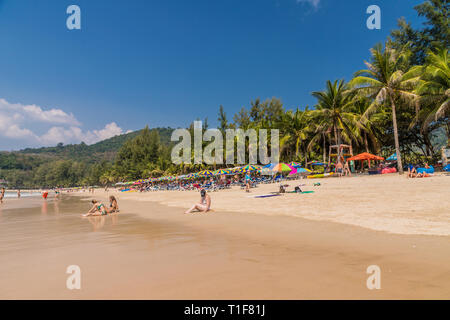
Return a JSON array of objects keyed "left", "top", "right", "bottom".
[{"left": 0, "top": 0, "right": 424, "bottom": 150}]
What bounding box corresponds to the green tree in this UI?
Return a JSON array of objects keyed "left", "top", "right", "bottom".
[
  {"left": 311, "top": 80, "right": 360, "bottom": 164},
  {"left": 350, "top": 44, "right": 420, "bottom": 174}
]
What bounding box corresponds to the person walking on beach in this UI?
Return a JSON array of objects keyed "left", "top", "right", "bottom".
[
  {"left": 245, "top": 173, "right": 251, "bottom": 192},
  {"left": 185, "top": 189, "right": 211, "bottom": 214},
  {"left": 0, "top": 187, "right": 5, "bottom": 203},
  {"left": 336, "top": 162, "right": 343, "bottom": 177},
  {"left": 343, "top": 161, "right": 351, "bottom": 176}
]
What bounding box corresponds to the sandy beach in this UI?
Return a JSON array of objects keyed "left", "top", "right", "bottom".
[
  {"left": 1, "top": 174, "right": 449, "bottom": 300},
  {"left": 111, "top": 174, "right": 450, "bottom": 236}
]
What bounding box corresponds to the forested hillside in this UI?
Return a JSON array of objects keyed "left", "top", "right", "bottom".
[{"left": 0, "top": 127, "right": 174, "bottom": 188}]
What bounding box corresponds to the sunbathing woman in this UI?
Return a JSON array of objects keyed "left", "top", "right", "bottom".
[
  {"left": 185, "top": 189, "right": 211, "bottom": 214},
  {"left": 109, "top": 196, "right": 119, "bottom": 213},
  {"left": 83, "top": 199, "right": 108, "bottom": 217}
]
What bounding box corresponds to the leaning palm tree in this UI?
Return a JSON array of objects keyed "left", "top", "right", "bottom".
[
  {"left": 311, "top": 80, "right": 362, "bottom": 164},
  {"left": 349, "top": 43, "right": 419, "bottom": 174}
]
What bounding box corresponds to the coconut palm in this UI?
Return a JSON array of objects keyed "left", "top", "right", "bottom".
[
  {"left": 310, "top": 80, "right": 362, "bottom": 164},
  {"left": 413, "top": 48, "right": 449, "bottom": 132},
  {"left": 349, "top": 43, "right": 420, "bottom": 174},
  {"left": 280, "top": 107, "right": 313, "bottom": 164}
]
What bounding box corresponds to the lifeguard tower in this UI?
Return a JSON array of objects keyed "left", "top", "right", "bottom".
[{"left": 328, "top": 144, "right": 353, "bottom": 167}]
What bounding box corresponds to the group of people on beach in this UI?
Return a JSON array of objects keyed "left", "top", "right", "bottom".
[
  {"left": 407, "top": 163, "right": 433, "bottom": 178},
  {"left": 335, "top": 161, "right": 352, "bottom": 177},
  {"left": 83, "top": 196, "right": 119, "bottom": 217}
]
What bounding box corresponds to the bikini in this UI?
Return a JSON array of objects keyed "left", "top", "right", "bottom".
[{"left": 97, "top": 203, "right": 107, "bottom": 215}]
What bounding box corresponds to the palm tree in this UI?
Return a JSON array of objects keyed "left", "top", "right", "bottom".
[
  {"left": 351, "top": 98, "right": 381, "bottom": 154},
  {"left": 413, "top": 48, "right": 449, "bottom": 145},
  {"left": 280, "top": 107, "right": 312, "bottom": 164},
  {"left": 311, "top": 80, "right": 361, "bottom": 164},
  {"left": 349, "top": 43, "right": 419, "bottom": 174}
]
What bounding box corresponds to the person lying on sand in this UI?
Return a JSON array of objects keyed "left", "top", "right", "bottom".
[
  {"left": 83, "top": 200, "right": 109, "bottom": 217},
  {"left": 185, "top": 189, "right": 211, "bottom": 214},
  {"left": 109, "top": 196, "right": 119, "bottom": 213}
]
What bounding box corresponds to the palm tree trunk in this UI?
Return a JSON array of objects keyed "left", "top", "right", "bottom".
[
  {"left": 333, "top": 125, "right": 341, "bottom": 164},
  {"left": 337, "top": 129, "right": 342, "bottom": 164},
  {"left": 364, "top": 132, "right": 369, "bottom": 153},
  {"left": 391, "top": 99, "right": 404, "bottom": 174},
  {"left": 322, "top": 133, "right": 326, "bottom": 163}
]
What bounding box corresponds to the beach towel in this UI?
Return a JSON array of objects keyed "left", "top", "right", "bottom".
[{"left": 287, "top": 191, "right": 315, "bottom": 194}]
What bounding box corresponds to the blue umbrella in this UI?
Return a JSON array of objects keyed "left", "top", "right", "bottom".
[{"left": 387, "top": 153, "right": 397, "bottom": 161}]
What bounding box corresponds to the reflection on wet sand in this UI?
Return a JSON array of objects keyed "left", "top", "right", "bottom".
[
  {"left": 87, "top": 216, "right": 106, "bottom": 231},
  {"left": 41, "top": 200, "right": 47, "bottom": 216}
]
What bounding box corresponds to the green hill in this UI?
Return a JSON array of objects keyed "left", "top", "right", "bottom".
[
  {"left": 16, "top": 127, "right": 174, "bottom": 163},
  {"left": 0, "top": 127, "right": 175, "bottom": 188}
]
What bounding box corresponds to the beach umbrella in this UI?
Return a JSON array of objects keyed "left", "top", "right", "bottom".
[
  {"left": 296, "top": 168, "right": 312, "bottom": 174},
  {"left": 238, "top": 165, "right": 261, "bottom": 173},
  {"left": 308, "top": 161, "right": 327, "bottom": 166},
  {"left": 214, "top": 169, "right": 230, "bottom": 175},
  {"left": 288, "top": 162, "right": 302, "bottom": 168},
  {"left": 186, "top": 173, "right": 199, "bottom": 179},
  {"left": 271, "top": 163, "right": 294, "bottom": 173},
  {"left": 198, "top": 170, "right": 214, "bottom": 176},
  {"left": 260, "top": 163, "right": 275, "bottom": 175},
  {"left": 387, "top": 153, "right": 397, "bottom": 161}
]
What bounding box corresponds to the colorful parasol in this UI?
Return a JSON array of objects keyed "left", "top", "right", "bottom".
[
  {"left": 238, "top": 165, "right": 261, "bottom": 173},
  {"left": 288, "top": 162, "right": 302, "bottom": 168},
  {"left": 198, "top": 170, "right": 214, "bottom": 176},
  {"left": 214, "top": 169, "right": 231, "bottom": 175},
  {"left": 271, "top": 163, "right": 294, "bottom": 173}
]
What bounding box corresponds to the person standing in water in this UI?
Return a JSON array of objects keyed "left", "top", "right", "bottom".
[
  {"left": 185, "top": 189, "right": 211, "bottom": 214},
  {"left": 17, "top": 189, "right": 21, "bottom": 198}
]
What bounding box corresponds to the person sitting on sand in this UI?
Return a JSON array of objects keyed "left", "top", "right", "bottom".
[
  {"left": 184, "top": 189, "right": 211, "bottom": 214},
  {"left": 407, "top": 164, "right": 418, "bottom": 178},
  {"left": 83, "top": 199, "right": 108, "bottom": 217},
  {"left": 109, "top": 196, "right": 119, "bottom": 213}
]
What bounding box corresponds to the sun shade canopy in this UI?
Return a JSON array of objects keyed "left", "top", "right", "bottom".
[{"left": 347, "top": 152, "right": 384, "bottom": 161}]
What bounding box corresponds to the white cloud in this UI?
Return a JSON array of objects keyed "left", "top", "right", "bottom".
[
  {"left": 296, "top": 0, "right": 320, "bottom": 9},
  {"left": 0, "top": 98, "right": 127, "bottom": 149},
  {"left": 0, "top": 98, "right": 79, "bottom": 125}
]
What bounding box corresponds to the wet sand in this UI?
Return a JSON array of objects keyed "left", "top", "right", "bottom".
[{"left": 1, "top": 176, "right": 450, "bottom": 299}]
